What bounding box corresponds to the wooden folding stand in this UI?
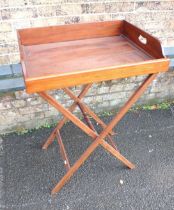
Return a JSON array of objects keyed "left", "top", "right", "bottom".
[{"left": 17, "top": 20, "right": 169, "bottom": 195}]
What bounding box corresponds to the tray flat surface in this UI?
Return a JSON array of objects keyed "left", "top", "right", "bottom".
[{"left": 23, "top": 35, "right": 153, "bottom": 79}]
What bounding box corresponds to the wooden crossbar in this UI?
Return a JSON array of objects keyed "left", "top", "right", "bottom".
[
  {"left": 64, "top": 87, "right": 118, "bottom": 151},
  {"left": 39, "top": 73, "right": 157, "bottom": 195},
  {"left": 42, "top": 84, "right": 92, "bottom": 149},
  {"left": 56, "top": 130, "right": 70, "bottom": 171}
]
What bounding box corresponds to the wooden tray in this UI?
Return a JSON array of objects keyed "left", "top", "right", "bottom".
[{"left": 17, "top": 20, "right": 169, "bottom": 93}]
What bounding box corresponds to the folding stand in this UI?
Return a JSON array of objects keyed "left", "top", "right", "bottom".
[
  {"left": 39, "top": 73, "right": 157, "bottom": 195},
  {"left": 17, "top": 20, "right": 169, "bottom": 196}
]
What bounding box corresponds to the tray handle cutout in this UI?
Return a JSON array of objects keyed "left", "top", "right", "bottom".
[{"left": 138, "top": 35, "right": 147, "bottom": 45}]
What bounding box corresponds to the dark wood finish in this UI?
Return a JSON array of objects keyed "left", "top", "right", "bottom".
[{"left": 17, "top": 20, "right": 169, "bottom": 93}]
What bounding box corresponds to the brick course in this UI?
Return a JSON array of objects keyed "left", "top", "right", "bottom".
[
  {"left": 0, "top": 71, "right": 174, "bottom": 134},
  {"left": 0, "top": 0, "right": 174, "bottom": 133}
]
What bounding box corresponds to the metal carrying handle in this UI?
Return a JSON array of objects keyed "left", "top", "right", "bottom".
[{"left": 138, "top": 35, "right": 147, "bottom": 45}]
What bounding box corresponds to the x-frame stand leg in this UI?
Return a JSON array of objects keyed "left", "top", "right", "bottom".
[
  {"left": 63, "top": 87, "right": 118, "bottom": 151},
  {"left": 42, "top": 83, "right": 118, "bottom": 172},
  {"left": 42, "top": 84, "right": 114, "bottom": 150},
  {"left": 39, "top": 73, "right": 157, "bottom": 195}
]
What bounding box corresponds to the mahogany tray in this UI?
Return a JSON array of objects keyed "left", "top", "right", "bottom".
[{"left": 17, "top": 20, "right": 169, "bottom": 93}]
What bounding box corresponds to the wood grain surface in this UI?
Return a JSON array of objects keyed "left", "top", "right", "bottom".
[
  {"left": 18, "top": 20, "right": 123, "bottom": 45},
  {"left": 17, "top": 20, "right": 170, "bottom": 93}
]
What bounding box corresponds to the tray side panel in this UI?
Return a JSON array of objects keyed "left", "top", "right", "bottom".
[
  {"left": 123, "top": 21, "right": 164, "bottom": 59},
  {"left": 25, "top": 59, "right": 169, "bottom": 93},
  {"left": 17, "top": 31, "right": 28, "bottom": 87},
  {"left": 18, "top": 20, "right": 123, "bottom": 46}
]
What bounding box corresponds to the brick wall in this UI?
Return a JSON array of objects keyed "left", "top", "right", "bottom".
[{"left": 0, "top": 1, "right": 174, "bottom": 133}]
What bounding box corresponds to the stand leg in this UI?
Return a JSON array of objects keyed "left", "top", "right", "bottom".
[
  {"left": 39, "top": 73, "right": 157, "bottom": 195},
  {"left": 51, "top": 135, "right": 131, "bottom": 195},
  {"left": 63, "top": 87, "right": 115, "bottom": 136},
  {"left": 42, "top": 84, "right": 92, "bottom": 149},
  {"left": 56, "top": 130, "right": 70, "bottom": 171},
  {"left": 39, "top": 91, "right": 134, "bottom": 170},
  {"left": 78, "top": 102, "right": 118, "bottom": 151}
]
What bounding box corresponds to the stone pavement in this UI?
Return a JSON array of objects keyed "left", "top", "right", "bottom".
[{"left": 1, "top": 110, "right": 174, "bottom": 210}]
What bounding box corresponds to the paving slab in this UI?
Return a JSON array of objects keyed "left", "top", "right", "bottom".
[
  {"left": 11, "top": 64, "right": 22, "bottom": 76},
  {"left": 0, "top": 78, "right": 25, "bottom": 93},
  {"left": 0, "top": 65, "right": 12, "bottom": 79},
  {"left": 1, "top": 110, "right": 174, "bottom": 210}
]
